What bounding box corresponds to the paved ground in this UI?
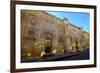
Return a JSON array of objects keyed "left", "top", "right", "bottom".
[{"left": 21, "top": 49, "right": 89, "bottom": 63}]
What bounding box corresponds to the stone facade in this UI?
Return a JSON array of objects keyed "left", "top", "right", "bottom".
[{"left": 21, "top": 10, "right": 89, "bottom": 59}]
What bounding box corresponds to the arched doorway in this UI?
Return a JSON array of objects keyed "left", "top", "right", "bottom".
[
  {"left": 45, "top": 38, "right": 52, "bottom": 54},
  {"left": 43, "top": 33, "right": 53, "bottom": 56}
]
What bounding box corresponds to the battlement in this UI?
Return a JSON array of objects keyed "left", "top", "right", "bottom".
[
  {"left": 42, "top": 11, "right": 64, "bottom": 22},
  {"left": 41, "top": 11, "right": 81, "bottom": 30}
]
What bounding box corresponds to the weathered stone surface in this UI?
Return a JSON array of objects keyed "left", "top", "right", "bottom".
[{"left": 21, "top": 10, "right": 89, "bottom": 60}]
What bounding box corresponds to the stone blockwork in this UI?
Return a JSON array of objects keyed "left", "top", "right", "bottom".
[{"left": 21, "top": 10, "right": 89, "bottom": 60}]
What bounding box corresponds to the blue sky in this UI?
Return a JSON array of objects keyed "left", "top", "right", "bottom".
[{"left": 47, "top": 11, "right": 90, "bottom": 32}]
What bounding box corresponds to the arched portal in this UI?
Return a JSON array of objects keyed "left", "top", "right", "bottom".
[
  {"left": 45, "top": 38, "right": 52, "bottom": 54},
  {"left": 43, "top": 33, "right": 54, "bottom": 56}
]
